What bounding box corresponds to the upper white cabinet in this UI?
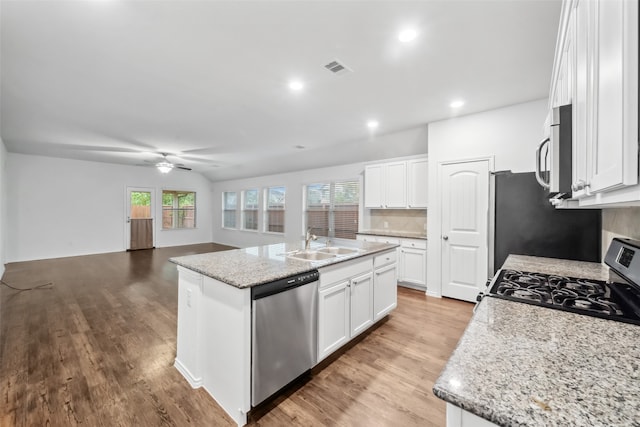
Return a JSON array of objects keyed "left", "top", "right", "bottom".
[
  {"left": 364, "top": 157, "right": 427, "bottom": 209},
  {"left": 408, "top": 158, "right": 428, "bottom": 208},
  {"left": 551, "top": 0, "right": 639, "bottom": 207}
]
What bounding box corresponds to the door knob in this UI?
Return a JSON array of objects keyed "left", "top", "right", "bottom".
[{"left": 442, "top": 235, "right": 449, "bottom": 241}]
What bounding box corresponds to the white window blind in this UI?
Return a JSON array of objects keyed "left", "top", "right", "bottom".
[
  {"left": 243, "top": 189, "right": 259, "bottom": 230},
  {"left": 223, "top": 192, "right": 237, "bottom": 228},
  {"left": 305, "top": 180, "right": 359, "bottom": 239},
  {"left": 264, "top": 186, "right": 285, "bottom": 233}
]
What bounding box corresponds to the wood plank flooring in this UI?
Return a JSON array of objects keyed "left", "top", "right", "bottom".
[{"left": 0, "top": 244, "right": 474, "bottom": 426}]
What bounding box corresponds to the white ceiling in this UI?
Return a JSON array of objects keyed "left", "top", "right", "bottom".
[{"left": 1, "top": 0, "right": 561, "bottom": 182}]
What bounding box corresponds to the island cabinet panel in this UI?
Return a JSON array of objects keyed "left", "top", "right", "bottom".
[
  {"left": 374, "top": 263, "right": 397, "bottom": 321},
  {"left": 175, "top": 267, "right": 204, "bottom": 386},
  {"left": 350, "top": 272, "right": 374, "bottom": 337},
  {"left": 318, "top": 281, "right": 350, "bottom": 361},
  {"left": 446, "top": 404, "right": 499, "bottom": 427},
  {"left": 200, "top": 276, "right": 252, "bottom": 427}
]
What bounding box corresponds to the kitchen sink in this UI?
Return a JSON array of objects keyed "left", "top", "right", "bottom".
[
  {"left": 287, "top": 251, "right": 336, "bottom": 261},
  {"left": 317, "top": 247, "right": 359, "bottom": 255}
]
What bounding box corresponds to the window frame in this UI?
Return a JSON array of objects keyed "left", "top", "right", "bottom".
[
  {"left": 162, "top": 189, "right": 196, "bottom": 230},
  {"left": 263, "top": 186, "right": 286, "bottom": 234},
  {"left": 242, "top": 188, "right": 260, "bottom": 232},
  {"left": 304, "top": 179, "right": 360, "bottom": 240},
  {"left": 222, "top": 191, "right": 238, "bottom": 229}
]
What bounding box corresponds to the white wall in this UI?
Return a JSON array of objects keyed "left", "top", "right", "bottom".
[
  {"left": 0, "top": 139, "right": 7, "bottom": 277},
  {"left": 426, "top": 99, "right": 548, "bottom": 296},
  {"left": 6, "top": 153, "right": 213, "bottom": 262},
  {"left": 211, "top": 163, "right": 366, "bottom": 248}
]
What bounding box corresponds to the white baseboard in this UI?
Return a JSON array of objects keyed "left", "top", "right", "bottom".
[{"left": 174, "top": 358, "right": 203, "bottom": 388}]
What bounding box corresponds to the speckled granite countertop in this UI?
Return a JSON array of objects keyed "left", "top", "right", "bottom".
[
  {"left": 357, "top": 229, "right": 427, "bottom": 240},
  {"left": 170, "top": 240, "right": 398, "bottom": 288},
  {"left": 433, "top": 255, "right": 640, "bottom": 427}
]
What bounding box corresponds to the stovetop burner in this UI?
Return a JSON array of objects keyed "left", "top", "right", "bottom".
[{"left": 487, "top": 269, "right": 640, "bottom": 325}]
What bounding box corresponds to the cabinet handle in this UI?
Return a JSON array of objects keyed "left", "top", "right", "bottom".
[
  {"left": 535, "top": 137, "right": 551, "bottom": 190},
  {"left": 571, "top": 180, "right": 586, "bottom": 192},
  {"left": 442, "top": 235, "right": 449, "bottom": 241}
]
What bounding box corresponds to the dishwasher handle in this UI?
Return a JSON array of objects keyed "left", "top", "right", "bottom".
[{"left": 251, "top": 270, "right": 320, "bottom": 300}]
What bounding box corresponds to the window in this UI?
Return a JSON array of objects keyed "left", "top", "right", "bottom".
[
  {"left": 243, "top": 189, "right": 259, "bottom": 231},
  {"left": 163, "top": 190, "right": 196, "bottom": 229},
  {"left": 223, "top": 191, "right": 237, "bottom": 228},
  {"left": 264, "top": 186, "right": 285, "bottom": 233},
  {"left": 305, "top": 180, "right": 359, "bottom": 239}
]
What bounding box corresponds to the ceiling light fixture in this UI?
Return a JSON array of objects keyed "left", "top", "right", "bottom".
[
  {"left": 156, "top": 161, "right": 174, "bottom": 174},
  {"left": 289, "top": 80, "right": 304, "bottom": 91},
  {"left": 367, "top": 120, "right": 379, "bottom": 129},
  {"left": 398, "top": 29, "right": 417, "bottom": 43},
  {"left": 450, "top": 100, "right": 465, "bottom": 108}
]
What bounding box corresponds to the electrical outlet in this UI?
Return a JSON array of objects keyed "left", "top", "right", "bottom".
[
  {"left": 383, "top": 221, "right": 389, "bottom": 229},
  {"left": 187, "top": 289, "right": 192, "bottom": 307}
]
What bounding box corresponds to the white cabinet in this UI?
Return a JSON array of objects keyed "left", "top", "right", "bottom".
[
  {"left": 373, "top": 252, "right": 398, "bottom": 321},
  {"left": 318, "top": 281, "right": 350, "bottom": 360},
  {"left": 317, "top": 250, "right": 397, "bottom": 362},
  {"left": 385, "top": 162, "right": 407, "bottom": 208},
  {"left": 364, "top": 164, "right": 384, "bottom": 208},
  {"left": 364, "top": 157, "right": 427, "bottom": 209},
  {"left": 349, "top": 272, "right": 374, "bottom": 336},
  {"left": 408, "top": 158, "right": 428, "bottom": 208},
  {"left": 446, "top": 403, "right": 500, "bottom": 427},
  {"left": 399, "top": 238, "right": 427, "bottom": 287},
  {"left": 550, "top": 0, "right": 639, "bottom": 206}
]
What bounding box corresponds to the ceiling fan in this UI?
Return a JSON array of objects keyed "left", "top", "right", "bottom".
[{"left": 144, "top": 153, "right": 192, "bottom": 173}]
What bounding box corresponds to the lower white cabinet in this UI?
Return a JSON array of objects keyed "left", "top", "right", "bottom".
[
  {"left": 446, "top": 403, "right": 499, "bottom": 427},
  {"left": 400, "top": 247, "right": 426, "bottom": 285},
  {"left": 317, "top": 250, "right": 397, "bottom": 362},
  {"left": 373, "top": 263, "right": 397, "bottom": 321},
  {"left": 318, "top": 281, "right": 350, "bottom": 360}
]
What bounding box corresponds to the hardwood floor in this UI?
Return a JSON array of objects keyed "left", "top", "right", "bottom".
[{"left": 0, "top": 244, "right": 474, "bottom": 426}]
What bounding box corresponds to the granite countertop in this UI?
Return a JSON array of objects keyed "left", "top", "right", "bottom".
[
  {"left": 170, "top": 240, "right": 398, "bottom": 288},
  {"left": 357, "top": 229, "right": 427, "bottom": 240},
  {"left": 433, "top": 254, "right": 640, "bottom": 427}
]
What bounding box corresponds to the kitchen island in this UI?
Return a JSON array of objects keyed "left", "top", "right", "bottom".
[
  {"left": 433, "top": 255, "right": 640, "bottom": 427},
  {"left": 169, "top": 240, "right": 399, "bottom": 426}
]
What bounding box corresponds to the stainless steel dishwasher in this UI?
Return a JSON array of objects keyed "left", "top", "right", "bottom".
[{"left": 251, "top": 270, "right": 319, "bottom": 406}]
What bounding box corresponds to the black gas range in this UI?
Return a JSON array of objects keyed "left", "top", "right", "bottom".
[{"left": 484, "top": 238, "right": 640, "bottom": 326}]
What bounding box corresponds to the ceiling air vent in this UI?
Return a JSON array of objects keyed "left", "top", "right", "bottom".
[{"left": 324, "top": 59, "right": 352, "bottom": 76}]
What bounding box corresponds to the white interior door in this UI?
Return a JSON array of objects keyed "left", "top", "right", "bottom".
[
  {"left": 440, "top": 160, "right": 489, "bottom": 302},
  {"left": 126, "top": 187, "right": 155, "bottom": 250}
]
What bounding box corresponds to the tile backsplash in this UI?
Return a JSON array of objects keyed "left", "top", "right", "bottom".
[
  {"left": 601, "top": 207, "right": 640, "bottom": 260},
  {"left": 369, "top": 209, "right": 427, "bottom": 234}
]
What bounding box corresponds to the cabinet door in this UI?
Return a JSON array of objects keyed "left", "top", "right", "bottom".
[
  {"left": 401, "top": 248, "right": 427, "bottom": 285},
  {"left": 364, "top": 164, "right": 384, "bottom": 208},
  {"left": 572, "top": 0, "right": 592, "bottom": 197},
  {"left": 588, "top": 0, "right": 638, "bottom": 193},
  {"left": 407, "top": 158, "right": 428, "bottom": 208},
  {"left": 385, "top": 162, "right": 407, "bottom": 208},
  {"left": 349, "top": 273, "right": 374, "bottom": 337},
  {"left": 373, "top": 264, "right": 397, "bottom": 321},
  {"left": 318, "top": 281, "right": 350, "bottom": 362}
]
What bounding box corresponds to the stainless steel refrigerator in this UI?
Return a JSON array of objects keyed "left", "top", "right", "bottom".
[{"left": 490, "top": 171, "right": 601, "bottom": 274}]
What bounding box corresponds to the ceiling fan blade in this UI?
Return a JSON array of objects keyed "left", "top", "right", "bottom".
[{"left": 176, "top": 166, "right": 192, "bottom": 171}]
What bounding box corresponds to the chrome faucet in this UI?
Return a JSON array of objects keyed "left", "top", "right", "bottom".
[{"left": 305, "top": 227, "right": 317, "bottom": 250}]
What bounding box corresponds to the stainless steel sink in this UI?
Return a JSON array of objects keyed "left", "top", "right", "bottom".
[
  {"left": 287, "top": 251, "right": 336, "bottom": 261},
  {"left": 317, "top": 247, "right": 359, "bottom": 255}
]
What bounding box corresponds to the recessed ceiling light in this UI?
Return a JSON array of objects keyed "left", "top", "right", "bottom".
[
  {"left": 289, "top": 80, "right": 304, "bottom": 91},
  {"left": 398, "top": 29, "right": 417, "bottom": 43},
  {"left": 367, "top": 120, "right": 379, "bottom": 129},
  {"left": 450, "top": 100, "right": 465, "bottom": 108}
]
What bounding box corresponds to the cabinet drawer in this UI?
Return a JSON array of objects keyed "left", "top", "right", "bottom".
[
  {"left": 319, "top": 257, "right": 373, "bottom": 289},
  {"left": 377, "top": 237, "right": 400, "bottom": 245},
  {"left": 401, "top": 239, "right": 427, "bottom": 250},
  {"left": 374, "top": 250, "right": 397, "bottom": 269}
]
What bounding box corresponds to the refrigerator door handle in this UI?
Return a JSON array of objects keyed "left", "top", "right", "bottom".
[{"left": 535, "top": 137, "right": 551, "bottom": 190}]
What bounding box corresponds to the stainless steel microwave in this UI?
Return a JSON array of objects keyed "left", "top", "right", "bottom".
[{"left": 535, "top": 104, "right": 572, "bottom": 199}]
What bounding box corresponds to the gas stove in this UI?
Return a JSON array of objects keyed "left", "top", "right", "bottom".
[{"left": 485, "top": 238, "right": 640, "bottom": 326}]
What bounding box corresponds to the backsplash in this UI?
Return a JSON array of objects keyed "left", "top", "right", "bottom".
[
  {"left": 369, "top": 209, "right": 427, "bottom": 234},
  {"left": 601, "top": 207, "right": 640, "bottom": 260}
]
